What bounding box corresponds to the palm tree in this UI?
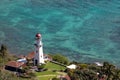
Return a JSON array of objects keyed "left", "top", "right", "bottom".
[
  {"left": 112, "top": 70, "right": 120, "bottom": 80},
  {"left": 101, "top": 62, "right": 116, "bottom": 80},
  {"left": 0, "top": 44, "right": 8, "bottom": 57}
]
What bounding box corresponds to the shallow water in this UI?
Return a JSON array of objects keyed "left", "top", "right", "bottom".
[{"left": 0, "top": 0, "right": 120, "bottom": 66}]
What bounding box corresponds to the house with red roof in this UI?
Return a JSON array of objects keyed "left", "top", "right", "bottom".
[{"left": 5, "top": 61, "right": 26, "bottom": 73}]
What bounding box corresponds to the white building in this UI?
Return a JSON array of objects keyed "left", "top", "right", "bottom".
[
  {"left": 94, "top": 62, "right": 103, "bottom": 67},
  {"left": 67, "top": 64, "right": 77, "bottom": 69},
  {"left": 34, "top": 33, "right": 44, "bottom": 65}
]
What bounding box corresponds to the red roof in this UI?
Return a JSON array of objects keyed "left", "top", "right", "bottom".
[
  {"left": 65, "top": 75, "right": 71, "bottom": 80},
  {"left": 26, "top": 52, "right": 35, "bottom": 59},
  {"left": 64, "top": 75, "right": 71, "bottom": 80},
  {"left": 36, "top": 33, "right": 41, "bottom": 38},
  {"left": 6, "top": 61, "right": 24, "bottom": 68}
]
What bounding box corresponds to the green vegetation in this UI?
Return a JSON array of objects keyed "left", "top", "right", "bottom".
[
  {"left": 39, "top": 76, "right": 56, "bottom": 80},
  {"left": 36, "top": 70, "right": 58, "bottom": 80},
  {"left": 0, "top": 44, "right": 17, "bottom": 65},
  {"left": 0, "top": 44, "right": 8, "bottom": 57},
  {"left": 1, "top": 44, "right": 120, "bottom": 80},
  {"left": 50, "top": 54, "right": 69, "bottom": 65},
  {"left": 78, "top": 63, "right": 88, "bottom": 69},
  {"left": 66, "top": 62, "right": 120, "bottom": 80},
  {"left": 45, "top": 62, "right": 66, "bottom": 71},
  {"left": 36, "top": 62, "right": 66, "bottom": 80},
  {"left": 36, "top": 71, "right": 57, "bottom": 75},
  {"left": 0, "top": 70, "right": 18, "bottom": 80},
  {"left": 52, "top": 77, "right": 60, "bottom": 80},
  {"left": 0, "top": 44, "right": 9, "bottom": 65},
  {"left": 0, "top": 45, "right": 36, "bottom": 80}
]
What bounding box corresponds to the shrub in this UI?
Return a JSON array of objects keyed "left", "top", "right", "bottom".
[
  {"left": 79, "top": 63, "right": 88, "bottom": 69},
  {"left": 52, "top": 54, "right": 69, "bottom": 65},
  {"left": 38, "top": 64, "right": 45, "bottom": 69},
  {"left": 52, "top": 70, "right": 57, "bottom": 72},
  {"left": 52, "top": 77, "right": 60, "bottom": 80}
]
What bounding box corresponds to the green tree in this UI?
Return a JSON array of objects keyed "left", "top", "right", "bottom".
[
  {"left": 52, "top": 54, "right": 69, "bottom": 65},
  {"left": 0, "top": 44, "right": 8, "bottom": 57},
  {"left": 52, "top": 77, "right": 60, "bottom": 80},
  {"left": 38, "top": 64, "right": 46, "bottom": 69},
  {"left": 113, "top": 70, "right": 120, "bottom": 80},
  {"left": 100, "top": 62, "right": 116, "bottom": 80}
]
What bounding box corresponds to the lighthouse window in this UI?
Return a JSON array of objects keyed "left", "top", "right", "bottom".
[{"left": 36, "top": 50, "right": 38, "bottom": 53}]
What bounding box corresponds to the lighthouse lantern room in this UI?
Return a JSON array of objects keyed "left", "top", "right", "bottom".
[{"left": 34, "top": 33, "right": 44, "bottom": 65}]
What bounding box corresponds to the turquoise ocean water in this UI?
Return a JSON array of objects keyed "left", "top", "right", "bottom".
[{"left": 0, "top": 0, "right": 120, "bottom": 66}]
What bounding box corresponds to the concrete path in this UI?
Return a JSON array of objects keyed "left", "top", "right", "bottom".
[{"left": 37, "top": 75, "right": 56, "bottom": 77}]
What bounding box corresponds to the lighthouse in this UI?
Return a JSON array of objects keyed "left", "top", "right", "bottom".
[{"left": 34, "top": 33, "right": 44, "bottom": 65}]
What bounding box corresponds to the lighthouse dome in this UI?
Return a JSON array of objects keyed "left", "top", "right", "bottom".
[{"left": 36, "top": 33, "right": 41, "bottom": 38}]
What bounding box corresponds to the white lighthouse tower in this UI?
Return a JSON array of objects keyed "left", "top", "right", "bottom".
[{"left": 34, "top": 33, "right": 44, "bottom": 65}]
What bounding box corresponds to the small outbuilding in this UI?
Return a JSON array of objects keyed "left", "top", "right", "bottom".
[
  {"left": 5, "top": 61, "right": 25, "bottom": 73},
  {"left": 94, "top": 62, "right": 103, "bottom": 67},
  {"left": 67, "top": 64, "right": 77, "bottom": 69}
]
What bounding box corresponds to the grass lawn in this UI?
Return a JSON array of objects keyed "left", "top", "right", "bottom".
[
  {"left": 36, "top": 71, "right": 57, "bottom": 76},
  {"left": 36, "top": 62, "right": 67, "bottom": 80},
  {"left": 38, "top": 76, "right": 56, "bottom": 80},
  {"left": 45, "top": 62, "right": 66, "bottom": 70}
]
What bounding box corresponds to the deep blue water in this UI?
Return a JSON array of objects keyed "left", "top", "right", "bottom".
[{"left": 0, "top": 0, "right": 120, "bottom": 66}]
